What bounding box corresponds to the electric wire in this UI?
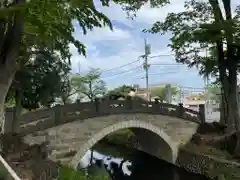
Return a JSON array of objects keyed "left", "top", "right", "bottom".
[
  {"left": 150, "top": 63, "right": 185, "bottom": 66},
  {"left": 102, "top": 63, "right": 189, "bottom": 80},
  {"left": 100, "top": 59, "right": 141, "bottom": 73},
  {"left": 149, "top": 54, "right": 175, "bottom": 59},
  {"left": 102, "top": 65, "right": 142, "bottom": 79},
  {"left": 100, "top": 54, "right": 176, "bottom": 73}
]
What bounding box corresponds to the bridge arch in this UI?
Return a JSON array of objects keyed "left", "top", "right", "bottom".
[
  {"left": 70, "top": 120, "right": 178, "bottom": 170},
  {"left": 17, "top": 100, "right": 200, "bottom": 168}
]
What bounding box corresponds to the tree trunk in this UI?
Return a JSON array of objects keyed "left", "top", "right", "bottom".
[
  {"left": 219, "top": 96, "right": 226, "bottom": 126},
  {"left": 220, "top": 90, "right": 229, "bottom": 128},
  {"left": 219, "top": 62, "right": 240, "bottom": 132},
  {"left": 226, "top": 78, "right": 239, "bottom": 132},
  {"left": 0, "top": 0, "right": 25, "bottom": 133},
  {"left": 0, "top": 69, "right": 15, "bottom": 133},
  {"left": 12, "top": 90, "right": 23, "bottom": 133}
]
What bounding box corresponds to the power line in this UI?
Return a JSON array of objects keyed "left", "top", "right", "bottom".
[
  {"left": 149, "top": 54, "right": 175, "bottom": 59},
  {"left": 135, "top": 71, "right": 179, "bottom": 80},
  {"left": 102, "top": 65, "right": 142, "bottom": 79},
  {"left": 101, "top": 63, "right": 187, "bottom": 80},
  {"left": 148, "top": 71, "right": 179, "bottom": 76},
  {"left": 104, "top": 70, "right": 183, "bottom": 81},
  {"left": 100, "top": 54, "right": 176, "bottom": 73},
  {"left": 103, "top": 65, "right": 195, "bottom": 81},
  {"left": 101, "top": 59, "right": 141, "bottom": 73},
  {"left": 150, "top": 63, "right": 185, "bottom": 66}
]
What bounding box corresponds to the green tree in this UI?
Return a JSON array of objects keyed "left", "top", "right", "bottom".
[
  {"left": 55, "top": 76, "right": 73, "bottom": 105},
  {"left": 151, "top": 85, "right": 178, "bottom": 102},
  {"left": 0, "top": 0, "right": 118, "bottom": 132},
  {"left": 206, "top": 83, "right": 221, "bottom": 104},
  {"left": 107, "top": 85, "right": 135, "bottom": 100},
  {"left": 126, "top": 0, "right": 240, "bottom": 133},
  {"left": 71, "top": 68, "right": 107, "bottom": 102},
  {"left": 5, "top": 51, "right": 71, "bottom": 132},
  {"left": 0, "top": 0, "right": 155, "bottom": 132}
]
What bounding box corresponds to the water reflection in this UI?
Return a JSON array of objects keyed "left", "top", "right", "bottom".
[
  {"left": 77, "top": 145, "right": 210, "bottom": 180},
  {"left": 80, "top": 150, "right": 132, "bottom": 176}
]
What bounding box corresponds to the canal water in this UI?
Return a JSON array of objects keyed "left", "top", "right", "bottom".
[{"left": 70, "top": 143, "right": 210, "bottom": 180}]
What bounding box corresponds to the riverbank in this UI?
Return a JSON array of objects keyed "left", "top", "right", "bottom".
[{"left": 100, "top": 126, "right": 240, "bottom": 180}]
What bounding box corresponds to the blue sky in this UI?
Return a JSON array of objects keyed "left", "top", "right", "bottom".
[{"left": 69, "top": 0, "right": 238, "bottom": 90}]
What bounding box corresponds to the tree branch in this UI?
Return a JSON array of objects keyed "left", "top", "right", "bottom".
[
  {"left": 0, "top": 23, "right": 5, "bottom": 54},
  {"left": 222, "top": 0, "right": 232, "bottom": 20},
  {"left": 0, "top": 0, "right": 25, "bottom": 72},
  {"left": 208, "top": 0, "right": 224, "bottom": 22},
  {"left": 82, "top": 92, "right": 93, "bottom": 101}
]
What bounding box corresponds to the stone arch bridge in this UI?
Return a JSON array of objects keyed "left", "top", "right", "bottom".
[{"left": 4, "top": 99, "right": 205, "bottom": 170}]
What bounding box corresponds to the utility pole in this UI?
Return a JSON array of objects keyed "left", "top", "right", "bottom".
[{"left": 143, "top": 39, "right": 151, "bottom": 101}]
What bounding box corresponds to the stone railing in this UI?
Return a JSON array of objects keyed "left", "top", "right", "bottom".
[{"left": 4, "top": 98, "right": 205, "bottom": 135}]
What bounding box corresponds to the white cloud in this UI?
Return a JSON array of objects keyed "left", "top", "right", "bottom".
[
  {"left": 84, "top": 27, "right": 131, "bottom": 41},
  {"left": 97, "top": 0, "right": 186, "bottom": 26},
  {"left": 70, "top": 0, "right": 239, "bottom": 89},
  {"left": 134, "top": 0, "right": 185, "bottom": 24},
  {"left": 74, "top": 26, "right": 131, "bottom": 43}
]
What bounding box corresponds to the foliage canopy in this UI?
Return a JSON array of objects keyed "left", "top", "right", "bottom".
[
  {"left": 71, "top": 68, "right": 106, "bottom": 102},
  {"left": 6, "top": 51, "right": 71, "bottom": 110}
]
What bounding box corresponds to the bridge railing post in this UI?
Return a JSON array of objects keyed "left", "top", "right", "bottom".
[
  {"left": 54, "top": 105, "right": 62, "bottom": 125},
  {"left": 3, "top": 108, "right": 15, "bottom": 133},
  {"left": 154, "top": 98, "right": 160, "bottom": 112},
  {"left": 94, "top": 98, "right": 100, "bottom": 113},
  {"left": 178, "top": 103, "right": 184, "bottom": 118},
  {"left": 126, "top": 96, "right": 132, "bottom": 110},
  {"left": 199, "top": 104, "right": 205, "bottom": 123}
]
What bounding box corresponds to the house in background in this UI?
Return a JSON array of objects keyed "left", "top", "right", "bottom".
[
  {"left": 133, "top": 83, "right": 206, "bottom": 111},
  {"left": 183, "top": 93, "right": 205, "bottom": 111},
  {"left": 133, "top": 83, "right": 179, "bottom": 103}
]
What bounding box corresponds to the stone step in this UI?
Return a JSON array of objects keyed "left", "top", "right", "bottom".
[
  {"left": 51, "top": 149, "right": 77, "bottom": 159},
  {"left": 48, "top": 142, "right": 81, "bottom": 151},
  {"left": 55, "top": 157, "right": 72, "bottom": 165}
]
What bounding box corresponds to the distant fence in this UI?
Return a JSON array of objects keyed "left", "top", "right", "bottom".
[{"left": 4, "top": 98, "right": 205, "bottom": 136}]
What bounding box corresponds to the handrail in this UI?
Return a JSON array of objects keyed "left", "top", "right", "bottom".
[
  {"left": 0, "top": 154, "right": 21, "bottom": 180},
  {"left": 5, "top": 99, "right": 204, "bottom": 135}
]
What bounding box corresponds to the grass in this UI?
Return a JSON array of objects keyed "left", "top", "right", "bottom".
[
  {"left": 182, "top": 143, "right": 233, "bottom": 160},
  {"left": 0, "top": 164, "right": 10, "bottom": 180},
  {"left": 207, "top": 165, "right": 238, "bottom": 180},
  {"left": 58, "top": 166, "right": 109, "bottom": 180}
]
